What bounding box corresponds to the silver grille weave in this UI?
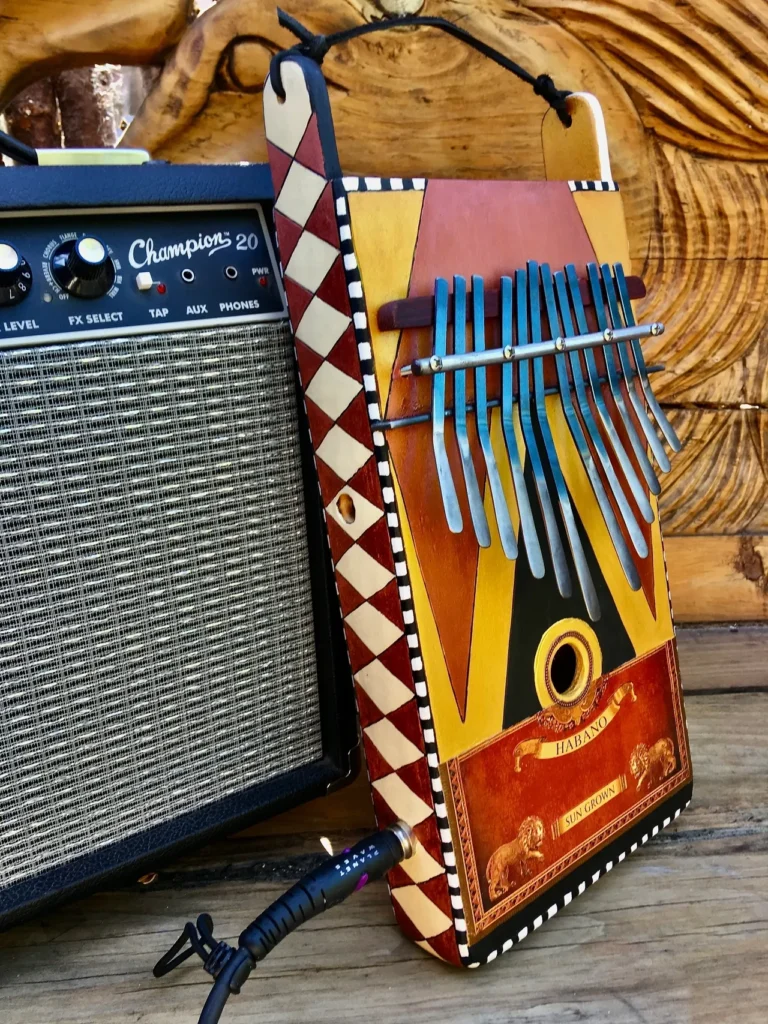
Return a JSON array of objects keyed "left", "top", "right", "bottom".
[{"left": 0, "top": 322, "right": 323, "bottom": 889}]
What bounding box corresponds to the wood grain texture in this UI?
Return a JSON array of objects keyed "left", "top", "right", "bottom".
[
  {"left": 3, "top": 0, "right": 767, "bottom": 608},
  {"left": 123, "top": 0, "right": 652, "bottom": 250},
  {"left": 665, "top": 535, "right": 768, "bottom": 621},
  {"left": 676, "top": 623, "right": 768, "bottom": 692},
  {"left": 122, "top": 0, "right": 768, "bottom": 603},
  {"left": 0, "top": 0, "right": 193, "bottom": 107},
  {"left": 0, "top": 682, "right": 764, "bottom": 1023}
]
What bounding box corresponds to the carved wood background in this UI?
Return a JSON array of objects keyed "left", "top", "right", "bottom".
[{"left": 1, "top": 0, "right": 766, "bottom": 622}]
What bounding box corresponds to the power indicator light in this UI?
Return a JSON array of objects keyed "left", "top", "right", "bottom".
[
  {"left": 156, "top": 282, "right": 167, "bottom": 295},
  {"left": 259, "top": 276, "right": 267, "bottom": 287}
]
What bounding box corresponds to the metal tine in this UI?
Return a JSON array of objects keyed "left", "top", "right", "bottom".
[
  {"left": 432, "top": 278, "right": 463, "bottom": 533},
  {"left": 472, "top": 276, "right": 517, "bottom": 560},
  {"left": 500, "top": 276, "right": 545, "bottom": 577},
  {"left": 516, "top": 266, "right": 571, "bottom": 596},
  {"left": 541, "top": 265, "right": 642, "bottom": 589},
  {"left": 528, "top": 262, "right": 599, "bottom": 620},
  {"left": 613, "top": 262, "right": 682, "bottom": 453},
  {"left": 585, "top": 262, "right": 662, "bottom": 497},
  {"left": 564, "top": 265, "right": 655, "bottom": 524},
  {"left": 453, "top": 276, "right": 491, "bottom": 548},
  {"left": 599, "top": 263, "right": 671, "bottom": 473},
  {"left": 554, "top": 271, "right": 648, "bottom": 560}
]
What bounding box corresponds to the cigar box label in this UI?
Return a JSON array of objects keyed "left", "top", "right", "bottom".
[{"left": 441, "top": 640, "right": 691, "bottom": 945}]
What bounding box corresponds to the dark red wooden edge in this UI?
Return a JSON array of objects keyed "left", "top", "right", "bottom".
[{"left": 377, "top": 275, "right": 646, "bottom": 331}]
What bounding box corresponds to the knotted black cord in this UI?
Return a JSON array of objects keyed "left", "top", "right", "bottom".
[{"left": 270, "top": 8, "right": 572, "bottom": 127}]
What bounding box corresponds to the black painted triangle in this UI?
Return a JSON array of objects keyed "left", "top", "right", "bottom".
[{"left": 503, "top": 429, "right": 633, "bottom": 729}]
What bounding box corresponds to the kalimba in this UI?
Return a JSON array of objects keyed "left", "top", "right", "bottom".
[{"left": 264, "top": 49, "right": 692, "bottom": 968}]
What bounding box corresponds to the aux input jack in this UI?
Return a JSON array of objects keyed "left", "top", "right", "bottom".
[{"left": 181, "top": 268, "right": 195, "bottom": 283}]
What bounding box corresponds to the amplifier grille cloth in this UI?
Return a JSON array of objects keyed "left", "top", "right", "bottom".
[{"left": 0, "top": 323, "right": 323, "bottom": 889}]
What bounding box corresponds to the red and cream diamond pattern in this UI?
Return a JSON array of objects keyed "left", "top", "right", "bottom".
[{"left": 264, "top": 63, "right": 461, "bottom": 965}]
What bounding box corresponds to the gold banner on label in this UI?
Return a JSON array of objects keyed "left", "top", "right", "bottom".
[
  {"left": 552, "top": 775, "right": 628, "bottom": 838},
  {"left": 513, "top": 682, "right": 636, "bottom": 772}
]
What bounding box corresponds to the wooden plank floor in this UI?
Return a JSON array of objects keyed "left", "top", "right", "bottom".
[{"left": 1, "top": 626, "right": 766, "bottom": 1024}]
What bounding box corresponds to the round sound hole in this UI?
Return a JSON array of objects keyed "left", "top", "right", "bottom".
[
  {"left": 533, "top": 618, "right": 603, "bottom": 713},
  {"left": 546, "top": 637, "right": 591, "bottom": 706},
  {"left": 549, "top": 642, "right": 578, "bottom": 696},
  {"left": 337, "top": 493, "right": 356, "bottom": 524}
]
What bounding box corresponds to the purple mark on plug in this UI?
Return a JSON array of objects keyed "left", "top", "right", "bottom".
[{"left": 354, "top": 873, "right": 369, "bottom": 892}]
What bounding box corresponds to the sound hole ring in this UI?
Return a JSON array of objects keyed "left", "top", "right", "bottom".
[
  {"left": 533, "top": 618, "right": 603, "bottom": 711},
  {"left": 545, "top": 633, "right": 592, "bottom": 707}
]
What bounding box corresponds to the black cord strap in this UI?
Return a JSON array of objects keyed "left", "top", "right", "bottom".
[
  {"left": 270, "top": 8, "right": 572, "bottom": 127},
  {"left": 0, "top": 128, "right": 39, "bottom": 166}
]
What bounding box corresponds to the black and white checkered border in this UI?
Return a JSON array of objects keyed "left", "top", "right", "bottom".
[
  {"left": 342, "top": 176, "right": 618, "bottom": 195},
  {"left": 568, "top": 180, "right": 619, "bottom": 192},
  {"left": 333, "top": 179, "right": 470, "bottom": 963},
  {"left": 342, "top": 176, "right": 426, "bottom": 194},
  {"left": 466, "top": 798, "right": 691, "bottom": 967}
]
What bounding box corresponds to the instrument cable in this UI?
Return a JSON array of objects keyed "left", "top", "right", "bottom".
[
  {"left": 0, "top": 129, "right": 38, "bottom": 165},
  {"left": 154, "top": 822, "right": 415, "bottom": 1024}
]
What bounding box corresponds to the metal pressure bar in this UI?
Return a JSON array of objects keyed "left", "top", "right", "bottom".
[{"left": 400, "top": 321, "right": 664, "bottom": 377}]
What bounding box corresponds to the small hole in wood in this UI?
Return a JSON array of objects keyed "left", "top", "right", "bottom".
[
  {"left": 550, "top": 644, "right": 578, "bottom": 695},
  {"left": 337, "top": 493, "right": 356, "bottom": 524}
]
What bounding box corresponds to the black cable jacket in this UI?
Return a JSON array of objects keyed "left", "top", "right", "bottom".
[
  {"left": 0, "top": 129, "right": 38, "bottom": 165},
  {"left": 198, "top": 950, "right": 253, "bottom": 1024},
  {"left": 239, "top": 828, "right": 402, "bottom": 961},
  {"left": 195, "top": 828, "right": 407, "bottom": 1023}
]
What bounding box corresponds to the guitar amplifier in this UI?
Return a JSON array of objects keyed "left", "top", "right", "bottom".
[{"left": 0, "top": 159, "right": 356, "bottom": 928}]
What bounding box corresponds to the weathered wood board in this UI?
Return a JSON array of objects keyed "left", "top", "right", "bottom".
[
  {"left": 666, "top": 535, "right": 768, "bottom": 622},
  {"left": 0, "top": 653, "right": 764, "bottom": 1024}
]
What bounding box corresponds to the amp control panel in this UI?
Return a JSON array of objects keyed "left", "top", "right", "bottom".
[{"left": 0, "top": 203, "right": 286, "bottom": 346}]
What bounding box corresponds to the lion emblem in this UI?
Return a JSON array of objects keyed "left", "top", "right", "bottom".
[
  {"left": 630, "top": 737, "right": 676, "bottom": 792},
  {"left": 486, "top": 816, "right": 545, "bottom": 901}
]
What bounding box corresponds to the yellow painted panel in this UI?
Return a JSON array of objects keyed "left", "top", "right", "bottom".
[
  {"left": 347, "top": 190, "right": 424, "bottom": 411},
  {"left": 463, "top": 409, "right": 521, "bottom": 752},
  {"left": 573, "top": 191, "right": 632, "bottom": 270},
  {"left": 392, "top": 408, "right": 524, "bottom": 764},
  {"left": 390, "top": 464, "right": 453, "bottom": 748},
  {"left": 546, "top": 394, "right": 673, "bottom": 655}
]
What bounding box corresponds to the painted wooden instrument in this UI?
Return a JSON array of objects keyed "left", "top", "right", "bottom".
[{"left": 264, "top": 50, "right": 693, "bottom": 969}]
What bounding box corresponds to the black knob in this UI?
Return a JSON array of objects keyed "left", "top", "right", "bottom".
[
  {"left": 51, "top": 236, "right": 115, "bottom": 298},
  {"left": 0, "top": 241, "right": 32, "bottom": 307}
]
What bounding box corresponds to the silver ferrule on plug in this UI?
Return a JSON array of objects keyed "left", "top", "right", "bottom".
[{"left": 388, "top": 820, "right": 416, "bottom": 860}]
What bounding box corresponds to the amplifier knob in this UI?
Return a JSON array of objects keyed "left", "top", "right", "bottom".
[
  {"left": 51, "top": 236, "right": 115, "bottom": 298},
  {"left": 0, "top": 241, "right": 33, "bottom": 307}
]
